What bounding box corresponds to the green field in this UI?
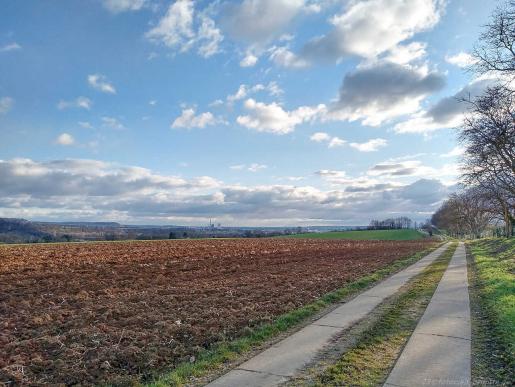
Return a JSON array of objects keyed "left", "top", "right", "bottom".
[{"left": 285, "top": 229, "right": 425, "bottom": 241}]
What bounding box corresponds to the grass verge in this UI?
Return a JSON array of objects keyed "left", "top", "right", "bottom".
[
  {"left": 284, "top": 229, "right": 424, "bottom": 241},
  {"left": 308, "top": 242, "right": 457, "bottom": 387},
  {"left": 467, "top": 238, "right": 514, "bottom": 386},
  {"left": 145, "top": 243, "right": 444, "bottom": 386}
]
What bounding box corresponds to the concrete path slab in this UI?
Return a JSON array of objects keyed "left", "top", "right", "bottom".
[
  {"left": 240, "top": 324, "right": 342, "bottom": 377},
  {"left": 207, "top": 242, "right": 451, "bottom": 387},
  {"left": 385, "top": 242, "right": 471, "bottom": 387}
]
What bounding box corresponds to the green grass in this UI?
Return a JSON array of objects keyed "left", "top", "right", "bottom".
[
  {"left": 145, "top": 243, "right": 442, "bottom": 386},
  {"left": 285, "top": 229, "right": 425, "bottom": 241},
  {"left": 310, "top": 243, "right": 457, "bottom": 387},
  {"left": 467, "top": 238, "right": 514, "bottom": 385}
]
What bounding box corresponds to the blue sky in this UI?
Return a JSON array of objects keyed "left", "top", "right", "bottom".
[{"left": 0, "top": 0, "right": 499, "bottom": 226}]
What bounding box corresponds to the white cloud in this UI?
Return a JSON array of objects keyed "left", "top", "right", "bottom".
[
  {"left": 227, "top": 84, "right": 253, "bottom": 103},
  {"left": 146, "top": 0, "right": 223, "bottom": 58},
  {"left": 55, "top": 133, "right": 75, "bottom": 146},
  {"left": 384, "top": 42, "right": 427, "bottom": 65},
  {"left": 88, "top": 74, "right": 116, "bottom": 94},
  {"left": 237, "top": 98, "right": 326, "bottom": 134},
  {"left": 310, "top": 132, "right": 346, "bottom": 148},
  {"left": 197, "top": 15, "right": 224, "bottom": 57},
  {"left": 310, "top": 132, "right": 331, "bottom": 142},
  {"left": 102, "top": 116, "right": 125, "bottom": 130},
  {"left": 0, "top": 42, "right": 22, "bottom": 52},
  {"left": 149, "top": 100, "right": 157, "bottom": 106},
  {"left": 445, "top": 52, "right": 477, "bottom": 68},
  {"left": 227, "top": 82, "right": 282, "bottom": 104},
  {"left": 171, "top": 108, "right": 218, "bottom": 129},
  {"left": 269, "top": 46, "right": 310, "bottom": 68},
  {"left": 240, "top": 52, "right": 258, "bottom": 67},
  {"left": 57, "top": 96, "right": 92, "bottom": 110},
  {"left": 300, "top": 0, "right": 445, "bottom": 63},
  {"left": 209, "top": 99, "right": 224, "bottom": 107},
  {"left": 267, "top": 81, "right": 284, "bottom": 96},
  {"left": 350, "top": 138, "right": 388, "bottom": 152},
  {"left": 0, "top": 97, "right": 14, "bottom": 115},
  {"left": 101, "top": 0, "right": 146, "bottom": 13},
  {"left": 248, "top": 163, "right": 268, "bottom": 172},
  {"left": 328, "top": 137, "right": 346, "bottom": 148}
]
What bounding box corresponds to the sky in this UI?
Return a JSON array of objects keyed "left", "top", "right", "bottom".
[{"left": 0, "top": 0, "right": 500, "bottom": 226}]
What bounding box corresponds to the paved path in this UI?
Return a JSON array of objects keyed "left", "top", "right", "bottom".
[
  {"left": 384, "top": 242, "right": 471, "bottom": 387},
  {"left": 207, "top": 243, "right": 451, "bottom": 387}
]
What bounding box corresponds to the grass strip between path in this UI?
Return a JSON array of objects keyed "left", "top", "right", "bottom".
[
  {"left": 467, "top": 238, "right": 514, "bottom": 386},
  {"left": 146, "top": 243, "right": 445, "bottom": 387},
  {"left": 308, "top": 242, "right": 457, "bottom": 387}
]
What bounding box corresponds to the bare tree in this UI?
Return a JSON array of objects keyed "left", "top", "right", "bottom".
[
  {"left": 473, "top": 1, "right": 515, "bottom": 76},
  {"left": 432, "top": 189, "right": 493, "bottom": 238},
  {"left": 459, "top": 86, "right": 515, "bottom": 199}
]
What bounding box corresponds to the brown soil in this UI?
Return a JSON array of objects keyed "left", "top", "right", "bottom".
[{"left": 0, "top": 238, "right": 435, "bottom": 385}]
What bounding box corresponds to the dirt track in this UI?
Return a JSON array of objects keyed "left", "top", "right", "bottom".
[{"left": 0, "top": 238, "right": 435, "bottom": 385}]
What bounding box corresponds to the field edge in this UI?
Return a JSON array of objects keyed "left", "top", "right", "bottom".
[
  {"left": 146, "top": 242, "right": 444, "bottom": 387},
  {"left": 282, "top": 229, "right": 426, "bottom": 241}
]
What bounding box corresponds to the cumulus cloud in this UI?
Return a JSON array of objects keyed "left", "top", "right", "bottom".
[
  {"left": 350, "top": 138, "right": 388, "bottom": 152},
  {"left": 0, "top": 97, "right": 14, "bottom": 115},
  {"left": 240, "top": 52, "right": 258, "bottom": 67},
  {"left": 0, "top": 42, "right": 22, "bottom": 52},
  {"left": 298, "top": 0, "right": 444, "bottom": 64},
  {"left": 328, "top": 137, "right": 346, "bottom": 148},
  {"left": 310, "top": 132, "right": 331, "bottom": 142},
  {"left": 221, "top": 0, "right": 307, "bottom": 45},
  {"left": 0, "top": 158, "right": 454, "bottom": 225},
  {"left": 88, "top": 74, "right": 116, "bottom": 94},
  {"left": 171, "top": 108, "right": 219, "bottom": 129},
  {"left": 146, "top": 0, "right": 223, "bottom": 58},
  {"left": 329, "top": 61, "right": 445, "bottom": 126},
  {"left": 237, "top": 98, "right": 326, "bottom": 134},
  {"left": 394, "top": 77, "right": 494, "bottom": 134},
  {"left": 101, "top": 0, "right": 146, "bottom": 13},
  {"left": 384, "top": 42, "right": 427, "bottom": 65},
  {"left": 55, "top": 133, "right": 75, "bottom": 146},
  {"left": 57, "top": 96, "right": 92, "bottom": 110},
  {"left": 445, "top": 52, "right": 477, "bottom": 68},
  {"left": 309, "top": 132, "right": 346, "bottom": 148}
]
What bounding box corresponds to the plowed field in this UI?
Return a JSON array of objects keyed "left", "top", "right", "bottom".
[{"left": 0, "top": 238, "right": 435, "bottom": 385}]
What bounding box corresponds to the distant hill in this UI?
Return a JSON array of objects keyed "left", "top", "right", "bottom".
[
  {"left": 0, "top": 218, "right": 303, "bottom": 244},
  {"left": 0, "top": 218, "right": 51, "bottom": 243}
]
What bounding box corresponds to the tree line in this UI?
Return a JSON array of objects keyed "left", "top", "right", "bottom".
[
  {"left": 432, "top": 1, "right": 515, "bottom": 238},
  {"left": 368, "top": 217, "right": 413, "bottom": 230}
]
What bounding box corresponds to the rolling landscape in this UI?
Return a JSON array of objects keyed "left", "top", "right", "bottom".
[{"left": 0, "top": 1, "right": 513, "bottom": 386}]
